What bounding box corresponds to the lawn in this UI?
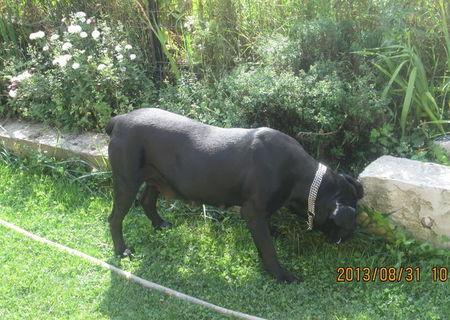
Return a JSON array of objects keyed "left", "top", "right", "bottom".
[{"left": 0, "top": 159, "right": 449, "bottom": 320}]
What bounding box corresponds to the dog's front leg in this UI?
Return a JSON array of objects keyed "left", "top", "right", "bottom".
[
  {"left": 241, "top": 202, "right": 302, "bottom": 283},
  {"left": 140, "top": 184, "right": 172, "bottom": 230}
]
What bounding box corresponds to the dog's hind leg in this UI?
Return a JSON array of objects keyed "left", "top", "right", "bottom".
[
  {"left": 109, "top": 174, "right": 141, "bottom": 258},
  {"left": 140, "top": 184, "right": 172, "bottom": 230},
  {"left": 108, "top": 142, "right": 142, "bottom": 258}
]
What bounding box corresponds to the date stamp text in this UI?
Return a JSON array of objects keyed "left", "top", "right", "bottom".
[{"left": 336, "top": 267, "right": 449, "bottom": 282}]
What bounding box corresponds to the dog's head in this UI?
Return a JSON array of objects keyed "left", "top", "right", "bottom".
[{"left": 315, "top": 174, "right": 364, "bottom": 244}]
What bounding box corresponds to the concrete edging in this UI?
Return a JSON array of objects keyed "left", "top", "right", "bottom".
[{"left": 0, "top": 119, "right": 109, "bottom": 170}]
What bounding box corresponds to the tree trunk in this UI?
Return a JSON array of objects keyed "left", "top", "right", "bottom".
[{"left": 148, "top": 0, "right": 165, "bottom": 83}]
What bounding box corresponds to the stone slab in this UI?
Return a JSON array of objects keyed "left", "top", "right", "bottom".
[
  {"left": 0, "top": 119, "right": 109, "bottom": 170},
  {"left": 359, "top": 155, "right": 450, "bottom": 247}
]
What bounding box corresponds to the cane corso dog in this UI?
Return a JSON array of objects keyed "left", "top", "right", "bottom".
[{"left": 106, "top": 108, "right": 363, "bottom": 283}]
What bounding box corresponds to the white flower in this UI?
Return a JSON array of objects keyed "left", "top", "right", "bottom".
[
  {"left": 97, "top": 64, "right": 106, "bottom": 70},
  {"left": 62, "top": 42, "right": 72, "bottom": 51},
  {"left": 129, "top": 54, "right": 136, "bottom": 60},
  {"left": 75, "top": 11, "right": 86, "bottom": 18},
  {"left": 80, "top": 32, "right": 88, "bottom": 38},
  {"left": 87, "top": 55, "right": 93, "bottom": 62},
  {"left": 75, "top": 12, "right": 86, "bottom": 23},
  {"left": 72, "top": 62, "right": 80, "bottom": 69},
  {"left": 29, "top": 31, "right": 45, "bottom": 40},
  {"left": 11, "top": 71, "right": 32, "bottom": 82},
  {"left": 58, "top": 59, "right": 68, "bottom": 67},
  {"left": 184, "top": 16, "right": 195, "bottom": 30},
  {"left": 91, "top": 30, "right": 100, "bottom": 40},
  {"left": 43, "top": 45, "right": 49, "bottom": 51},
  {"left": 52, "top": 54, "right": 72, "bottom": 67},
  {"left": 115, "top": 45, "right": 122, "bottom": 52},
  {"left": 125, "top": 44, "right": 132, "bottom": 50},
  {"left": 50, "top": 34, "right": 60, "bottom": 41},
  {"left": 9, "top": 89, "right": 18, "bottom": 98},
  {"left": 116, "top": 54, "right": 123, "bottom": 60},
  {"left": 36, "top": 30, "right": 45, "bottom": 39},
  {"left": 68, "top": 25, "right": 82, "bottom": 34}
]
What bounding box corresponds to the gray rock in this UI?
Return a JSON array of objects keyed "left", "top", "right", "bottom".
[
  {"left": 359, "top": 155, "right": 450, "bottom": 247},
  {"left": 0, "top": 119, "right": 109, "bottom": 169}
]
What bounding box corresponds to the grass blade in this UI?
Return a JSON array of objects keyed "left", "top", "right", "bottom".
[
  {"left": 382, "top": 60, "right": 408, "bottom": 98},
  {"left": 438, "top": 0, "right": 450, "bottom": 71},
  {"left": 423, "top": 92, "right": 445, "bottom": 133},
  {"left": 400, "top": 66, "right": 417, "bottom": 136},
  {"left": 373, "top": 60, "right": 408, "bottom": 89}
]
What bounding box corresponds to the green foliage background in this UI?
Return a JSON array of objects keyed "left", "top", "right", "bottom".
[{"left": 0, "top": 0, "right": 449, "bottom": 171}]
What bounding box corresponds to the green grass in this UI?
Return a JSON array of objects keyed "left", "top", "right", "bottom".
[{"left": 0, "top": 159, "right": 449, "bottom": 320}]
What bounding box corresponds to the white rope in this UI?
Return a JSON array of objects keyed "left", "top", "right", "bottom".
[{"left": 0, "top": 218, "right": 267, "bottom": 320}]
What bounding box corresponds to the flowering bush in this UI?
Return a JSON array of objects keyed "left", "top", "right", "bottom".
[{"left": 5, "top": 12, "right": 156, "bottom": 131}]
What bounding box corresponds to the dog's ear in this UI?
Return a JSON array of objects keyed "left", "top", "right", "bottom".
[
  {"left": 340, "top": 174, "right": 364, "bottom": 199},
  {"left": 331, "top": 204, "right": 356, "bottom": 228}
]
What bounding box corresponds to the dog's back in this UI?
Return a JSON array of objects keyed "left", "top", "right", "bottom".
[
  {"left": 106, "top": 108, "right": 205, "bottom": 134},
  {"left": 105, "top": 114, "right": 125, "bottom": 136}
]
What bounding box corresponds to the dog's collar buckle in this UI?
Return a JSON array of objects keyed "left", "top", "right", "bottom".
[{"left": 307, "top": 163, "right": 327, "bottom": 230}]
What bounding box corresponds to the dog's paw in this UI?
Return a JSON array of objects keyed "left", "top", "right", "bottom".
[
  {"left": 275, "top": 270, "right": 303, "bottom": 283},
  {"left": 155, "top": 220, "right": 173, "bottom": 231},
  {"left": 116, "top": 248, "right": 134, "bottom": 259}
]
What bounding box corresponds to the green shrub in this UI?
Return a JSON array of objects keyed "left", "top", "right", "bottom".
[
  {"left": 253, "top": 33, "right": 299, "bottom": 72},
  {"left": 257, "top": 18, "right": 382, "bottom": 75},
  {"left": 154, "top": 59, "right": 393, "bottom": 172},
  {"left": 4, "top": 12, "right": 156, "bottom": 131},
  {"left": 189, "top": 0, "right": 240, "bottom": 79},
  {"left": 216, "top": 62, "right": 391, "bottom": 171},
  {"left": 294, "top": 19, "right": 351, "bottom": 71}
]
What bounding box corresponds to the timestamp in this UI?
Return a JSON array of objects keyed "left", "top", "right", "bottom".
[
  {"left": 432, "top": 267, "right": 449, "bottom": 282},
  {"left": 336, "top": 267, "right": 421, "bottom": 282},
  {"left": 337, "top": 266, "right": 449, "bottom": 282}
]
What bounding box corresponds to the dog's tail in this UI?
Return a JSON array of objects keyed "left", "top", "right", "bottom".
[{"left": 105, "top": 116, "right": 119, "bottom": 136}]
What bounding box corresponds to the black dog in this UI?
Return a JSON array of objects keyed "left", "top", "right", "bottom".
[{"left": 106, "top": 108, "right": 363, "bottom": 283}]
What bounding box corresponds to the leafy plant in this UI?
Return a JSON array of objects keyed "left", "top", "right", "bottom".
[
  {"left": 0, "top": 147, "right": 112, "bottom": 196},
  {"left": 435, "top": 0, "right": 450, "bottom": 74},
  {"left": 4, "top": 12, "right": 156, "bottom": 131},
  {"left": 134, "top": 0, "right": 180, "bottom": 80},
  {"left": 410, "top": 141, "right": 450, "bottom": 166},
  {"left": 364, "top": 40, "right": 447, "bottom": 136},
  {"left": 358, "top": 0, "right": 450, "bottom": 138},
  {"left": 215, "top": 61, "right": 390, "bottom": 171},
  {"left": 0, "top": 5, "right": 18, "bottom": 44},
  {"left": 189, "top": 0, "right": 241, "bottom": 79},
  {"left": 435, "top": 0, "right": 450, "bottom": 120}
]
